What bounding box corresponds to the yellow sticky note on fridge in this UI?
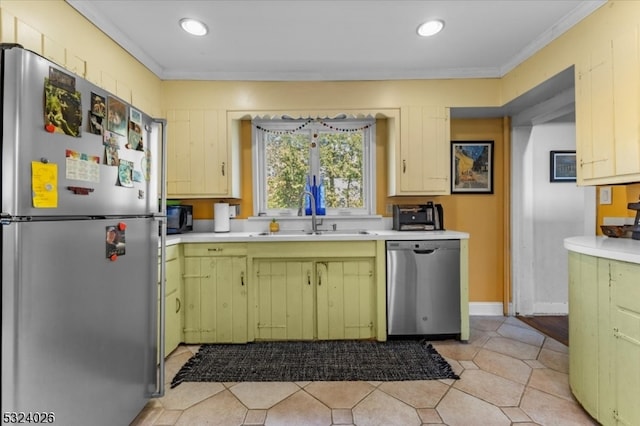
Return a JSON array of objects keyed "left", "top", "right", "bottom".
[{"left": 32, "top": 161, "right": 58, "bottom": 208}]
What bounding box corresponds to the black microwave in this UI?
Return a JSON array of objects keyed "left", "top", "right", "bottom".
[{"left": 167, "top": 205, "right": 193, "bottom": 234}]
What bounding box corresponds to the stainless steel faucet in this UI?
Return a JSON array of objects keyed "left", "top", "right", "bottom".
[{"left": 298, "top": 190, "right": 319, "bottom": 233}]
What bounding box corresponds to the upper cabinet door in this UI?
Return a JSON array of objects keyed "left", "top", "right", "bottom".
[
  {"left": 576, "top": 38, "right": 615, "bottom": 182},
  {"left": 390, "top": 106, "right": 450, "bottom": 196},
  {"left": 612, "top": 27, "right": 640, "bottom": 178},
  {"left": 576, "top": 25, "right": 640, "bottom": 185},
  {"left": 166, "top": 109, "right": 236, "bottom": 197}
]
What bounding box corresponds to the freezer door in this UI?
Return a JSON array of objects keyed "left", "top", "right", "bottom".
[
  {"left": 1, "top": 218, "right": 158, "bottom": 426},
  {"left": 1, "top": 47, "right": 159, "bottom": 217}
]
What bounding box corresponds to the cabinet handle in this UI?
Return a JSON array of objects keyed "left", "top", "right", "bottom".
[
  {"left": 580, "top": 157, "right": 608, "bottom": 167},
  {"left": 241, "top": 271, "right": 245, "bottom": 286},
  {"left": 176, "top": 297, "right": 181, "bottom": 314},
  {"left": 318, "top": 271, "right": 322, "bottom": 286},
  {"left": 307, "top": 270, "right": 311, "bottom": 285},
  {"left": 402, "top": 159, "right": 406, "bottom": 173},
  {"left": 208, "top": 248, "right": 222, "bottom": 252},
  {"left": 221, "top": 162, "right": 226, "bottom": 176}
]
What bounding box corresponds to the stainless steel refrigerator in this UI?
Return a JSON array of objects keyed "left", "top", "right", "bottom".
[{"left": 1, "top": 45, "right": 165, "bottom": 425}]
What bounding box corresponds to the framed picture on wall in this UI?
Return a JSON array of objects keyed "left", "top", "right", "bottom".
[
  {"left": 451, "top": 141, "right": 494, "bottom": 194},
  {"left": 550, "top": 150, "right": 576, "bottom": 182}
]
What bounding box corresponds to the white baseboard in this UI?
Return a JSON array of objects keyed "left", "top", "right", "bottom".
[
  {"left": 532, "top": 302, "right": 568, "bottom": 315},
  {"left": 467, "top": 302, "right": 567, "bottom": 316},
  {"left": 469, "top": 302, "right": 504, "bottom": 316}
]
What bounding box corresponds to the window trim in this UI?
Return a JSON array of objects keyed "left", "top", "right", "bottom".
[{"left": 252, "top": 118, "right": 376, "bottom": 217}]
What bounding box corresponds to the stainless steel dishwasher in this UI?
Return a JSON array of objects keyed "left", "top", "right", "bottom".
[{"left": 386, "top": 240, "right": 461, "bottom": 337}]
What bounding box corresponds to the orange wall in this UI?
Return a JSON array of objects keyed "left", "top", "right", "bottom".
[{"left": 596, "top": 183, "right": 640, "bottom": 234}]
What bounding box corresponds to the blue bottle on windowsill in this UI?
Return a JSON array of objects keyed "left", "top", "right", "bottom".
[
  {"left": 311, "top": 176, "right": 318, "bottom": 216},
  {"left": 316, "top": 176, "right": 326, "bottom": 216},
  {"left": 304, "top": 176, "right": 312, "bottom": 216}
]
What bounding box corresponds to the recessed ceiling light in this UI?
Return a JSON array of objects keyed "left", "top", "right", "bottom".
[
  {"left": 179, "top": 18, "right": 208, "bottom": 36},
  {"left": 417, "top": 19, "right": 444, "bottom": 37}
]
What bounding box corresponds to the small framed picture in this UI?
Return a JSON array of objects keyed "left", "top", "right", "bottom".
[
  {"left": 451, "top": 141, "right": 494, "bottom": 194},
  {"left": 550, "top": 150, "right": 576, "bottom": 182}
]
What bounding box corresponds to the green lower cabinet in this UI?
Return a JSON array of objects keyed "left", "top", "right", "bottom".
[
  {"left": 254, "top": 260, "right": 315, "bottom": 340},
  {"left": 165, "top": 254, "right": 183, "bottom": 355},
  {"left": 568, "top": 253, "right": 598, "bottom": 416},
  {"left": 254, "top": 258, "right": 375, "bottom": 340},
  {"left": 609, "top": 260, "right": 640, "bottom": 426},
  {"left": 183, "top": 256, "right": 248, "bottom": 343},
  {"left": 316, "top": 260, "right": 375, "bottom": 340},
  {"left": 165, "top": 288, "right": 182, "bottom": 354},
  {"left": 568, "top": 252, "right": 640, "bottom": 426},
  {"left": 158, "top": 246, "right": 183, "bottom": 358}
]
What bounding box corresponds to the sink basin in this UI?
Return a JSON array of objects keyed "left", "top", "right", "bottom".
[
  {"left": 317, "top": 230, "right": 376, "bottom": 235},
  {"left": 249, "top": 230, "right": 376, "bottom": 237}
]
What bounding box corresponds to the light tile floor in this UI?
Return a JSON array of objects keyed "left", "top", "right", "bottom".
[{"left": 131, "top": 316, "right": 597, "bottom": 426}]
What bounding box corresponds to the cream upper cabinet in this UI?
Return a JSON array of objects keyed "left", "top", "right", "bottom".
[
  {"left": 165, "top": 109, "right": 239, "bottom": 198},
  {"left": 389, "top": 106, "right": 450, "bottom": 196},
  {"left": 576, "top": 25, "right": 640, "bottom": 185}
]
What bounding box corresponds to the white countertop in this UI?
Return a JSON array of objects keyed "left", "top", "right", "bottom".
[
  {"left": 165, "top": 229, "right": 469, "bottom": 245},
  {"left": 564, "top": 236, "right": 640, "bottom": 264}
]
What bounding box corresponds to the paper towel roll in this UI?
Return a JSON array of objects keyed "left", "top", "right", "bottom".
[{"left": 214, "top": 203, "right": 230, "bottom": 232}]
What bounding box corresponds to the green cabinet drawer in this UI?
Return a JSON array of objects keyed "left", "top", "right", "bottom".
[
  {"left": 184, "top": 242, "right": 247, "bottom": 257},
  {"left": 158, "top": 244, "right": 179, "bottom": 261}
]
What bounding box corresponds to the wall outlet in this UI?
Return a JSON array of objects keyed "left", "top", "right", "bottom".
[{"left": 599, "top": 186, "right": 612, "bottom": 205}]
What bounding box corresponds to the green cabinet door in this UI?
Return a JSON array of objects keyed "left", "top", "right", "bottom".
[
  {"left": 183, "top": 256, "right": 248, "bottom": 343},
  {"left": 254, "top": 260, "right": 315, "bottom": 340},
  {"left": 165, "top": 254, "right": 183, "bottom": 355},
  {"left": 568, "top": 252, "right": 640, "bottom": 426},
  {"left": 316, "top": 260, "right": 375, "bottom": 340},
  {"left": 568, "top": 252, "right": 600, "bottom": 417},
  {"left": 158, "top": 246, "right": 183, "bottom": 358},
  {"left": 610, "top": 260, "right": 640, "bottom": 426}
]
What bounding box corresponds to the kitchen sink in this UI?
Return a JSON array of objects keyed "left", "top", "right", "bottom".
[{"left": 249, "top": 230, "right": 376, "bottom": 237}]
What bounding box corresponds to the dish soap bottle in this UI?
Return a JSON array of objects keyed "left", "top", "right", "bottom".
[{"left": 269, "top": 218, "right": 280, "bottom": 233}]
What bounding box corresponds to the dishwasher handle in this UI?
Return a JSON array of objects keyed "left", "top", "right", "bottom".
[{"left": 414, "top": 248, "right": 437, "bottom": 255}]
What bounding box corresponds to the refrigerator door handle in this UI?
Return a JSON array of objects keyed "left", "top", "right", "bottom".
[
  {"left": 151, "top": 118, "right": 168, "bottom": 399},
  {"left": 1, "top": 213, "right": 11, "bottom": 225},
  {"left": 151, "top": 217, "right": 166, "bottom": 399}
]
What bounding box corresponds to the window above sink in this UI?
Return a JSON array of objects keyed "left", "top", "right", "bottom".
[{"left": 252, "top": 116, "right": 376, "bottom": 217}]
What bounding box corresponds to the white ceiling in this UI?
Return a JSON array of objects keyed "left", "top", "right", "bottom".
[{"left": 66, "top": 0, "right": 606, "bottom": 82}]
